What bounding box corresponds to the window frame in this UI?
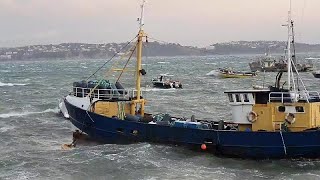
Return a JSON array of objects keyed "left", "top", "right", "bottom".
[{"left": 235, "top": 94, "right": 241, "bottom": 102}]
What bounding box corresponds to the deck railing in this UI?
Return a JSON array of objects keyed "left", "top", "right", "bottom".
[
  {"left": 269, "top": 91, "right": 320, "bottom": 103},
  {"left": 72, "top": 87, "right": 144, "bottom": 100}
]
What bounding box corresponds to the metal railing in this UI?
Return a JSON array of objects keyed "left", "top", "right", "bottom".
[
  {"left": 269, "top": 91, "right": 320, "bottom": 103},
  {"left": 72, "top": 87, "right": 144, "bottom": 100}
]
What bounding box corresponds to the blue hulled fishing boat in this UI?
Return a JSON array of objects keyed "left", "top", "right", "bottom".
[{"left": 61, "top": 1, "right": 320, "bottom": 159}]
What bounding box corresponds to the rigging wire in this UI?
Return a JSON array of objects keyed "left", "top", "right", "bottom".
[
  {"left": 86, "top": 37, "right": 138, "bottom": 97},
  {"left": 116, "top": 42, "right": 138, "bottom": 82},
  {"left": 87, "top": 42, "right": 138, "bottom": 97},
  {"left": 86, "top": 35, "right": 138, "bottom": 80},
  {"left": 104, "top": 42, "right": 138, "bottom": 80}
]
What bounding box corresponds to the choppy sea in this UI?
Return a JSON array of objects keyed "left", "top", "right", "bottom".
[{"left": 1, "top": 54, "right": 320, "bottom": 180}]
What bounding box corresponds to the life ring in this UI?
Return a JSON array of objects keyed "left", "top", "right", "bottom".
[
  {"left": 247, "top": 111, "right": 258, "bottom": 123},
  {"left": 285, "top": 113, "right": 295, "bottom": 124}
]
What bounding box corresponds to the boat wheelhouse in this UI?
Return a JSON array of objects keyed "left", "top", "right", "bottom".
[{"left": 225, "top": 88, "right": 320, "bottom": 132}]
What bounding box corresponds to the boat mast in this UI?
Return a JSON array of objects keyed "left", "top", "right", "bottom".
[
  {"left": 131, "top": 0, "right": 147, "bottom": 116},
  {"left": 283, "top": 0, "right": 309, "bottom": 97},
  {"left": 286, "top": 0, "right": 294, "bottom": 91}
]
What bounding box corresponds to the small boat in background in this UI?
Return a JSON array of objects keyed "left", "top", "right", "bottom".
[
  {"left": 312, "top": 71, "right": 320, "bottom": 78},
  {"left": 218, "top": 68, "right": 256, "bottom": 78},
  {"left": 151, "top": 74, "right": 182, "bottom": 89},
  {"left": 249, "top": 54, "right": 313, "bottom": 73}
]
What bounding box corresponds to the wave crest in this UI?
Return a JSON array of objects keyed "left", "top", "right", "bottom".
[
  {"left": 0, "top": 108, "right": 60, "bottom": 118},
  {"left": 206, "top": 70, "right": 220, "bottom": 76},
  {"left": 0, "top": 82, "right": 26, "bottom": 87}
]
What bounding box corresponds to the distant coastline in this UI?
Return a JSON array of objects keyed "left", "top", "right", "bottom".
[{"left": 0, "top": 41, "right": 320, "bottom": 61}]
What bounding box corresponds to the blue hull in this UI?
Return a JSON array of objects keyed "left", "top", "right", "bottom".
[{"left": 65, "top": 99, "right": 320, "bottom": 159}]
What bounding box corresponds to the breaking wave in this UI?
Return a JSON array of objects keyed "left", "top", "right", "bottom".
[
  {"left": 143, "top": 87, "right": 177, "bottom": 92},
  {"left": 0, "top": 82, "right": 26, "bottom": 87},
  {"left": 205, "top": 62, "right": 217, "bottom": 65},
  {"left": 206, "top": 70, "right": 220, "bottom": 76},
  {"left": 0, "top": 108, "right": 60, "bottom": 118}
]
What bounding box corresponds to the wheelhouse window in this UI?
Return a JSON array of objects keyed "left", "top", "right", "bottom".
[
  {"left": 235, "top": 94, "right": 241, "bottom": 102},
  {"left": 243, "top": 94, "right": 249, "bottom": 102},
  {"left": 228, "top": 94, "right": 234, "bottom": 102}
]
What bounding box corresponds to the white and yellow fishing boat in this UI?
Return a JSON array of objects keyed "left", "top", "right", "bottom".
[{"left": 218, "top": 68, "right": 257, "bottom": 78}]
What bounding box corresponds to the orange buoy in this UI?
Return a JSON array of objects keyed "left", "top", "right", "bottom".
[{"left": 201, "top": 144, "right": 207, "bottom": 150}]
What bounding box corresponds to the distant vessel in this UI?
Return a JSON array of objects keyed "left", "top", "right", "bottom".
[
  {"left": 312, "top": 71, "right": 320, "bottom": 78},
  {"left": 151, "top": 74, "right": 182, "bottom": 88},
  {"left": 218, "top": 68, "right": 256, "bottom": 78},
  {"left": 249, "top": 55, "right": 313, "bottom": 72},
  {"left": 249, "top": 24, "right": 313, "bottom": 72}
]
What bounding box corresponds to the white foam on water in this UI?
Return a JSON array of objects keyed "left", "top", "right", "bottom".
[
  {"left": 0, "top": 82, "right": 27, "bottom": 87},
  {"left": 44, "top": 107, "right": 61, "bottom": 114},
  {"left": 15, "top": 171, "right": 39, "bottom": 180},
  {"left": 157, "top": 61, "right": 170, "bottom": 64},
  {"left": 143, "top": 88, "right": 177, "bottom": 92},
  {"left": 0, "top": 126, "right": 15, "bottom": 132},
  {"left": 0, "top": 108, "right": 59, "bottom": 118},
  {"left": 205, "top": 62, "right": 217, "bottom": 65},
  {"left": 206, "top": 70, "right": 219, "bottom": 76}
]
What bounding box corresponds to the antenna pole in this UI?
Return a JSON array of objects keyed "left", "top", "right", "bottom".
[
  {"left": 286, "top": 0, "right": 292, "bottom": 90},
  {"left": 139, "top": 0, "right": 146, "bottom": 30}
]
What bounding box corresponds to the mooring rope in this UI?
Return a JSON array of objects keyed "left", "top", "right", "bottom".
[
  {"left": 279, "top": 131, "right": 287, "bottom": 155},
  {"left": 86, "top": 110, "right": 95, "bottom": 123},
  {"left": 86, "top": 35, "right": 138, "bottom": 80}
]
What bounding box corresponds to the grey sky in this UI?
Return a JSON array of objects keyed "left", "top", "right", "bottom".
[{"left": 0, "top": 0, "right": 319, "bottom": 47}]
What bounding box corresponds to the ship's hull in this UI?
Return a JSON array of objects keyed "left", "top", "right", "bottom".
[
  {"left": 313, "top": 72, "right": 320, "bottom": 78},
  {"left": 65, "top": 98, "right": 320, "bottom": 159},
  {"left": 152, "top": 82, "right": 182, "bottom": 89},
  {"left": 219, "top": 73, "right": 256, "bottom": 78}
]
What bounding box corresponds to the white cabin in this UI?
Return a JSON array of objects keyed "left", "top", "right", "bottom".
[{"left": 225, "top": 90, "right": 270, "bottom": 124}]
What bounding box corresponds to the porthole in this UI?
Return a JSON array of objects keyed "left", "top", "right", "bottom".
[
  {"left": 278, "top": 106, "right": 285, "bottom": 112},
  {"left": 295, "top": 106, "right": 304, "bottom": 113}
]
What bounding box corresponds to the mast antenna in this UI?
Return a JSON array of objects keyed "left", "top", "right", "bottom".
[
  {"left": 286, "top": 0, "right": 293, "bottom": 91},
  {"left": 138, "top": 0, "right": 146, "bottom": 30}
]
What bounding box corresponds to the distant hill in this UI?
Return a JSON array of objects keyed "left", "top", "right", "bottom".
[
  {"left": 0, "top": 42, "right": 205, "bottom": 60},
  {"left": 208, "top": 41, "right": 320, "bottom": 55},
  {"left": 0, "top": 41, "right": 319, "bottom": 60}
]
